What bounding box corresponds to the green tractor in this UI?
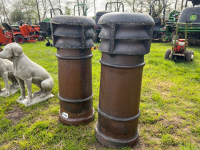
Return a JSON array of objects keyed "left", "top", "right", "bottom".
[
  {"left": 164, "top": 0, "right": 200, "bottom": 44},
  {"left": 149, "top": 0, "right": 168, "bottom": 42},
  {"left": 162, "top": 10, "right": 180, "bottom": 42},
  {"left": 176, "top": 0, "right": 200, "bottom": 44}
]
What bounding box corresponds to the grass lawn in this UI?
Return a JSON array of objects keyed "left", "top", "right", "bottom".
[{"left": 0, "top": 41, "right": 200, "bottom": 150}]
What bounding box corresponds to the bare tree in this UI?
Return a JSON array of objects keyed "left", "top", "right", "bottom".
[
  {"left": 42, "top": 0, "right": 47, "bottom": 19},
  {"left": 76, "top": 0, "right": 81, "bottom": 16},
  {"left": 58, "top": 0, "right": 61, "bottom": 8},
  {"left": 181, "top": 0, "right": 184, "bottom": 10},
  {"left": 1, "top": 0, "right": 10, "bottom": 24},
  {"left": 94, "top": 0, "right": 96, "bottom": 15},
  {"left": 48, "top": 0, "right": 55, "bottom": 16},
  {"left": 36, "top": 0, "right": 41, "bottom": 22}
]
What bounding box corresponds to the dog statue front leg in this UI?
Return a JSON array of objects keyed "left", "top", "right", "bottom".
[
  {"left": 16, "top": 78, "right": 26, "bottom": 101},
  {"left": 2, "top": 72, "right": 11, "bottom": 96},
  {"left": 24, "top": 78, "right": 32, "bottom": 104}
]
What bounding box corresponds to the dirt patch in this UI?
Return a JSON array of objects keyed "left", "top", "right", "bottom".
[
  {"left": 92, "top": 141, "right": 104, "bottom": 149},
  {"left": 90, "top": 139, "right": 145, "bottom": 150},
  {"left": 157, "top": 82, "right": 173, "bottom": 89},
  {"left": 157, "top": 82, "right": 172, "bottom": 97},
  {"left": 6, "top": 106, "right": 26, "bottom": 124},
  {"left": 161, "top": 116, "right": 184, "bottom": 129},
  {"left": 132, "top": 138, "right": 146, "bottom": 150},
  {"left": 90, "top": 136, "right": 146, "bottom": 150}
]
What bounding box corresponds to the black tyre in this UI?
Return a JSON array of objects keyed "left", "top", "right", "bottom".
[
  {"left": 93, "top": 33, "right": 98, "bottom": 42},
  {"left": 97, "top": 36, "right": 100, "bottom": 43},
  {"left": 165, "top": 49, "right": 171, "bottom": 59},
  {"left": 96, "top": 32, "right": 101, "bottom": 43},
  {"left": 46, "top": 42, "right": 51, "bottom": 46},
  {"left": 185, "top": 51, "right": 193, "bottom": 62},
  {"left": 15, "top": 35, "right": 25, "bottom": 43},
  {"left": 38, "top": 36, "right": 45, "bottom": 41},
  {"left": 161, "top": 34, "right": 168, "bottom": 43}
]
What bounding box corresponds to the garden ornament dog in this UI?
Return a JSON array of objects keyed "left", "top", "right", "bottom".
[
  {"left": 0, "top": 58, "right": 19, "bottom": 97},
  {"left": 0, "top": 43, "right": 54, "bottom": 106}
]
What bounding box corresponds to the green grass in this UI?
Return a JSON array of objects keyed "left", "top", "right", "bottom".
[{"left": 0, "top": 41, "right": 200, "bottom": 150}]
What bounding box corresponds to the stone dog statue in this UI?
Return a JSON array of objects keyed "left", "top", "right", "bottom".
[
  {"left": 0, "top": 58, "right": 19, "bottom": 97},
  {"left": 0, "top": 43, "right": 54, "bottom": 106}
]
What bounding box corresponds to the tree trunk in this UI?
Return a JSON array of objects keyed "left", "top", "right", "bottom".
[
  {"left": 59, "top": 0, "right": 61, "bottom": 9},
  {"left": 48, "top": 0, "right": 55, "bottom": 16},
  {"left": 82, "top": 0, "right": 85, "bottom": 16},
  {"left": 1, "top": 0, "right": 10, "bottom": 24},
  {"left": 42, "top": 0, "right": 47, "bottom": 19},
  {"left": 94, "top": 0, "right": 96, "bottom": 15},
  {"left": 181, "top": 0, "right": 184, "bottom": 10},
  {"left": 76, "top": 0, "right": 80, "bottom": 16},
  {"left": 36, "top": 0, "right": 41, "bottom": 22},
  {"left": 133, "top": 0, "right": 135, "bottom": 12},
  {"left": 175, "top": 0, "right": 178, "bottom": 12}
]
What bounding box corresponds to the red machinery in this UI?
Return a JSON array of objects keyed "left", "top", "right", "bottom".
[
  {"left": 26, "top": 18, "right": 45, "bottom": 41},
  {"left": 165, "top": 23, "right": 194, "bottom": 62},
  {"left": 10, "top": 20, "right": 37, "bottom": 43},
  {"left": 172, "top": 39, "right": 188, "bottom": 53},
  {"left": 0, "top": 27, "right": 13, "bottom": 45},
  {"left": 5, "top": 19, "right": 44, "bottom": 44}
]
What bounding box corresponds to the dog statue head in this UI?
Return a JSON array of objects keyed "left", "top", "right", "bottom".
[{"left": 0, "top": 43, "right": 23, "bottom": 59}]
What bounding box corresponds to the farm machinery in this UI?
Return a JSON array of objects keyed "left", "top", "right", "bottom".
[
  {"left": 164, "top": 0, "right": 200, "bottom": 62},
  {"left": 39, "top": 8, "right": 63, "bottom": 38},
  {"left": 7, "top": 11, "right": 41, "bottom": 43},
  {"left": 9, "top": 22, "right": 38, "bottom": 43},
  {"left": 0, "top": 21, "right": 39, "bottom": 45},
  {"left": 177, "top": 6, "right": 200, "bottom": 44},
  {"left": 162, "top": 10, "right": 180, "bottom": 42},
  {"left": 26, "top": 18, "right": 45, "bottom": 41},
  {"left": 0, "top": 26, "right": 13, "bottom": 45},
  {"left": 39, "top": 8, "right": 63, "bottom": 46},
  {"left": 165, "top": 23, "right": 196, "bottom": 62},
  {"left": 149, "top": 0, "right": 168, "bottom": 42},
  {"left": 164, "top": 0, "right": 200, "bottom": 44},
  {"left": 93, "top": 2, "right": 124, "bottom": 42},
  {"left": 0, "top": 12, "right": 42, "bottom": 44}
]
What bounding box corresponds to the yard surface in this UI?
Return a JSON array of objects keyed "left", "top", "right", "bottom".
[{"left": 0, "top": 41, "right": 200, "bottom": 150}]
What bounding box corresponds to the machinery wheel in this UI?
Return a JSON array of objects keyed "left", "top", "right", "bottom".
[
  {"left": 165, "top": 49, "right": 171, "bottom": 59},
  {"left": 46, "top": 42, "right": 52, "bottom": 46},
  {"left": 185, "top": 51, "right": 193, "bottom": 62},
  {"left": 38, "top": 36, "right": 45, "bottom": 41},
  {"left": 15, "top": 35, "right": 25, "bottom": 43},
  {"left": 97, "top": 36, "right": 100, "bottom": 43},
  {"left": 93, "top": 33, "right": 98, "bottom": 42},
  {"left": 95, "top": 32, "right": 101, "bottom": 43},
  {"left": 161, "top": 34, "right": 168, "bottom": 43}
]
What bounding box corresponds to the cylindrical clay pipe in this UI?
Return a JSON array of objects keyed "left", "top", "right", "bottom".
[
  {"left": 51, "top": 15, "right": 95, "bottom": 126},
  {"left": 95, "top": 12, "right": 154, "bottom": 148}
]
